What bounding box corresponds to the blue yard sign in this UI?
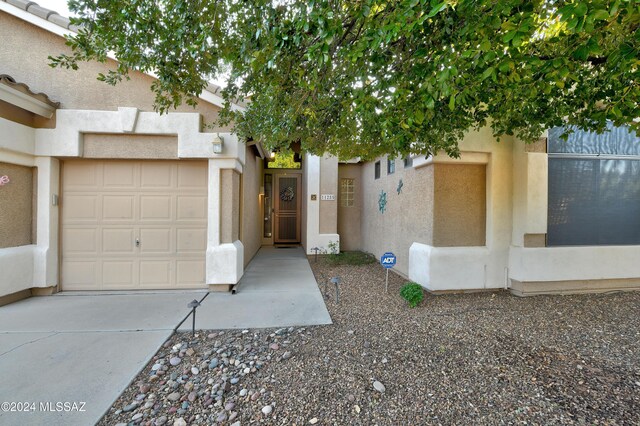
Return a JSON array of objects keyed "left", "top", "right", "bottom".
[
  {"left": 380, "top": 252, "right": 396, "bottom": 293},
  {"left": 380, "top": 252, "right": 396, "bottom": 269}
]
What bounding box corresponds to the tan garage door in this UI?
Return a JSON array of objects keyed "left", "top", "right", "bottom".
[{"left": 61, "top": 160, "right": 208, "bottom": 290}]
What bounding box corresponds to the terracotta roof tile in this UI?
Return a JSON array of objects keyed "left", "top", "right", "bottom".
[
  {"left": 2, "top": 0, "right": 74, "bottom": 30},
  {"left": 0, "top": 74, "right": 60, "bottom": 108}
]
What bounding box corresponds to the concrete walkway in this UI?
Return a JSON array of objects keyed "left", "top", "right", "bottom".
[
  {"left": 0, "top": 246, "right": 331, "bottom": 425},
  {"left": 179, "top": 246, "right": 333, "bottom": 330}
]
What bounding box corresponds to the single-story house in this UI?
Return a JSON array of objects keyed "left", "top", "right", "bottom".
[{"left": 1, "top": 0, "right": 639, "bottom": 306}]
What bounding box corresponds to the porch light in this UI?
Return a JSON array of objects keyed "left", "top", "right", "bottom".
[{"left": 212, "top": 133, "right": 224, "bottom": 154}]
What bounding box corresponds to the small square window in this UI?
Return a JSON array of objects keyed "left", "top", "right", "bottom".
[
  {"left": 404, "top": 156, "right": 413, "bottom": 168},
  {"left": 387, "top": 158, "right": 395, "bottom": 175},
  {"left": 374, "top": 161, "right": 381, "bottom": 179},
  {"left": 340, "top": 178, "right": 355, "bottom": 207}
]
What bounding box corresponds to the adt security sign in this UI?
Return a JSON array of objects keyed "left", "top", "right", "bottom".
[{"left": 380, "top": 252, "right": 396, "bottom": 269}]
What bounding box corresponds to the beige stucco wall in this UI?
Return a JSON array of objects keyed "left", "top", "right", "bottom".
[
  {"left": 360, "top": 156, "right": 435, "bottom": 275},
  {"left": 0, "top": 162, "right": 34, "bottom": 248},
  {"left": 337, "top": 163, "right": 362, "bottom": 251},
  {"left": 220, "top": 169, "right": 240, "bottom": 244},
  {"left": 83, "top": 134, "right": 178, "bottom": 159},
  {"left": 241, "top": 146, "right": 264, "bottom": 266},
  {"left": 0, "top": 12, "right": 227, "bottom": 130},
  {"left": 433, "top": 163, "right": 486, "bottom": 247},
  {"left": 319, "top": 155, "right": 338, "bottom": 235}
]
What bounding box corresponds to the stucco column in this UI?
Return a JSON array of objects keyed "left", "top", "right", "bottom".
[
  {"left": 32, "top": 156, "right": 59, "bottom": 291},
  {"left": 303, "top": 153, "right": 340, "bottom": 254},
  {"left": 206, "top": 159, "right": 244, "bottom": 289}
]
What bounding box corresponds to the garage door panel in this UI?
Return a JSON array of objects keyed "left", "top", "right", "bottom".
[
  {"left": 63, "top": 162, "right": 98, "bottom": 189},
  {"left": 62, "top": 261, "right": 98, "bottom": 290},
  {"left": 102, "top": 261, "right": 136, "bottom": 287},
  {"left": 63, "top": 228, "right": 98, "bottom": 255},
  {"left": 141, "top": 162, "right": 174, "bottom": 188},
  {"left": 140, "top": 195, "right": 173, "bottom": 221},
  {"left": 102, "top": 228, "right": 135, "bottom": 254},
  {"left": 63, "top": 160, "right": 207, "bottom": 290},
  {"left": 176, "top": 228, "right": 207, "bottom": 252},
  {"left": 63, "top": 195, "right": 98, "bottom": 221},
  {"left": 139, "top": 228, "right": 171, "bottom": 253},
  {"left": 103, "top": 195, "right": 135, "bottom": 221},
  {"left": 176, "top": 260, "right": 205, "bottom": 286},
  {"left": 177, "top": 196, "right": 207, "bottom": 220},
  {"left": 140, "top": 261, "right": 172, "bottom": 287},
  {"left": 103, "top": 162, "right": 136, "bottom": 187}
]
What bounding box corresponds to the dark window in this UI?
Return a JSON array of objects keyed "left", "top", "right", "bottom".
[
  {"left": 374, "top": 161, "right": 380, "bottom": 179},
  {"left": 547, "top": 124, "right": 640, "bottom": 246},
  {"left": 387, "top": 158, "right": 395, "bottom": 174},
  {"left": 404, "top": 156, "right": 413, "bottom": 168}
]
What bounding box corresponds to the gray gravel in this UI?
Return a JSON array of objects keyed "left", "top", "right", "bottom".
[{"left": 100, "top": 257, "right": 640, "bottom": 425}]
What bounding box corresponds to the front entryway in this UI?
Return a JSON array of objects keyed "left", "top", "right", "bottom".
[
  {"left": 263, "top": 170, "right": 302, "bottom": 245},
  {"left": 274, "top": 174, "right": 301, "bottom": 243},
  {"left": 61, "top": 160, "right": 208, "bottom": 290}
]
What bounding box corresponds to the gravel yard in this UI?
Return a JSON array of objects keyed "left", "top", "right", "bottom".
[{"left": 101, "top": 256, "right": 640, "bottom": 425}]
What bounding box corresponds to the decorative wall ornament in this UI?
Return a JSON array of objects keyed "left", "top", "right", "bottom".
[
  {"left": 280, "top": 186, "right": 295, "bottom": 202},
  {"left": 0, "top": 175, "right": 9, "bottom": 186},
  {"left": 378, "top": 190, "right": 387, "bottom": 214},
  {"left": 397, "top": 179, "right": 404, "bottom": 194}
]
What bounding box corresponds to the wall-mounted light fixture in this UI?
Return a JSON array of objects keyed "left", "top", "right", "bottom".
[{"left": 212, "top": 133, "right": 224, "bottom": 154}]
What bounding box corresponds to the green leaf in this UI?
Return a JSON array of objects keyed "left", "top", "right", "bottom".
[
  {"left": 481, "top": 67, "right": 495, "bottom": 80},
  {"left": 591, "top": 9, "right": 609, "bottom": 21},
  {"left": 427, "top": 2, "right": 446, "bottom": 18}
]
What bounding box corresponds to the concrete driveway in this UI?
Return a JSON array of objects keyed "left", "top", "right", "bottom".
[
  {"left": 0, "top": 247, "right": 332, "bottom": 425},
  {"left": 0, "top": 291, "right": 206, "bottom": 426}
]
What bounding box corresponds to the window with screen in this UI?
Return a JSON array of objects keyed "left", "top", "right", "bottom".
[
  {"left": 547, "top": 124, "right": 640, "bottom": 246},
  {"left": 340, "top": 178, "right": 355, "bottom": 207},
  {"left": 374, "top": 161, "right": 380, "bottom": 179},
  {"left": 404, "top": 156, "right": 413, "bottom": 168},
  {"left": 387, "top": 158, "right": 395, "bottom": 174}
]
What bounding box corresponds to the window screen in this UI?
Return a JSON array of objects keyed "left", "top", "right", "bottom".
[
  {"left": 548, "top": 124, "right": 640, "bottom": 246},
  {"left": 374, "top": 161, "right": 380, "bottom": 179},
  {"left": 387, "top": 158, "right": 395, "bottom": 174},
  {"left": 340, "top": 178, "right": 354, "bottom": 207}
]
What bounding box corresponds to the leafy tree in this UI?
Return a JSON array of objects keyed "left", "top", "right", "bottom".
[
  {"left": 267, "top": 151, "right": 301, "bottom": 168},
  {"left": 52, "top": 0, "right": 639, "bottom": 159}
]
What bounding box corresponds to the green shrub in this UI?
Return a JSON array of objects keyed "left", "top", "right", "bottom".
[
  {"left": 400, "top": 282, "right": 424, "bottom": 308},
  {"left": 325, "top": 251, "right": 376, "bottom": 265}
]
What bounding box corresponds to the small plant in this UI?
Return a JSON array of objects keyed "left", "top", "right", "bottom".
[
  {"left": 400, "top": 282, "right": 424, "bottom": 308},
  {"left": 327, "top": 240, "right": 339, "bottom": 255}
]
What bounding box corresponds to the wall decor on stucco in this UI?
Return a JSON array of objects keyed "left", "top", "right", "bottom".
[
  {"left": 378, "top": 190, "right": 387, "bottom": 214},
  {"left": 0, "top": 175, "right": 10, "bottom": 186},
  {"left": 397, "top": 179, "right": 403, "bottom": 194}
]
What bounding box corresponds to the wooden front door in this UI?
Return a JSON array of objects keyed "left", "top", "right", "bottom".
[{"left": 274, "top": 174, "right": 301, "bottom": 243}]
